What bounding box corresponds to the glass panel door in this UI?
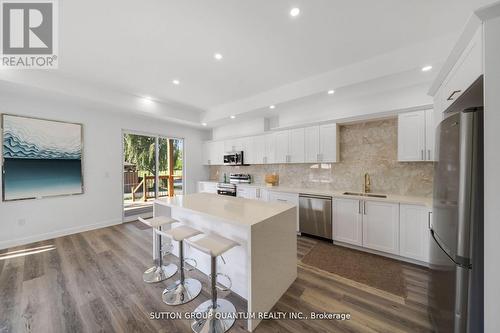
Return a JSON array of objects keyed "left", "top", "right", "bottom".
[
  {"left": 123, "top": 133, "right": 157, "bottom": 219},
  {"left": 158, "top": 137, "right": 184, "bottom": 198}
]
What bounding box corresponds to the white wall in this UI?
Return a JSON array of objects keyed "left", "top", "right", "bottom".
[
  {"left": 212, "top": 118, "right": 267, "bottom": 140},
  {"left": 0, "top": 84, "right": 209, "bottom": 250},
  {"left": 483, "top": 15, "right": 500, "bottom": 333}
]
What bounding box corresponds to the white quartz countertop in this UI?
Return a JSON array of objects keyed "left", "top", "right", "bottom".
[
  {"left": 155, "top": 193, "right": 295, "bottom": 226},
  {"left": 200, "top": 181, "right": 432, "bottom": 207}
]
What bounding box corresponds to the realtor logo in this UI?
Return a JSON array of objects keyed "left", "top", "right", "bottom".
[{"left": 1, "top": 0, "right": 58, "bottom": 68}]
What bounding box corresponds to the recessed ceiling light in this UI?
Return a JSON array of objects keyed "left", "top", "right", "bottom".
[
  {"left": 201, "top": 122, "right": 207, "bottom": 126},
  {"left": 172, "top": 79, "right": 180, "bottom": 85},
  {"left": 141, "top": 96, "right": 154, "bottom": 104},
  {"left": 327, "top": 90, "right": 335, "bottom": 95},
  {"left": 290, "top": 7, "right": 300, "bottom": 17},
  {"left": 214, "top": 53, "right": 223, "bottom": 60},
  {"left": 269, "top": 105, "right": 276, "bottom": 109},
  {"left": 230, "top": 115, "right": 236, "bottom": 119},
  {"left": 421, "top": 65, "right": 433, "bottom": 72}
]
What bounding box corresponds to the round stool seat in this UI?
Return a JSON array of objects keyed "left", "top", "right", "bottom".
[
  {"left": 157, "top": 225, "right": 202, "bottom": 242},
  {"left": 138, "top": 216, "right": 178, "bottom": 228},
  {"left": 187, "top": 234, "right": 239, "bottom": 257}
]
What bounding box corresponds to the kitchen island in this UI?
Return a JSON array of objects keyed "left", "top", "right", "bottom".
[{"left": 153, "top": 193, "right": 297, "bottom": 331}]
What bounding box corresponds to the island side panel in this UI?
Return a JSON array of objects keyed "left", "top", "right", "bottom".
[{"left": 248, "top": 207, "right": 297, "bottom": 331}]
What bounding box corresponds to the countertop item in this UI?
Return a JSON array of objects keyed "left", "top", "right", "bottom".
[{"left": 155, "top": 192, "right": 295, "bottom": 226}]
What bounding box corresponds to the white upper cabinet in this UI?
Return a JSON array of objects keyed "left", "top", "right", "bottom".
[
  {"left": 398, "top": 109, "right": 436, "bottom": 162},
  {"left": 398, "top": 111, "right": 426, "bottom": 161},
  {"left": 288, "top": 128, "right": 305, "bottom": 163},
  {"left": 400, "top": 204, "right": 431, "bottom": 262},
  {"left": 202, "top": 122, "right": 338, "bottom": 165},
  {"left": 202, "top": 141, "right": 225, "bottom": 165},
  {"left": 425, "top": 109, "right": 436, "bottom": 161},
  {"left": 250, "top": 135, "right": 265, "bottom": 165},
  {"left": 274, "top": 131, "right": 289, "bottom": 164},
  {"left": 362, "top": 201, "right": 400, "bottom": 255},
  {"left": 224, "top": 138, "right": 245, "bottom": 153},
  {"left": 319, "top": 123, "right": 338, "bottom": 162},
  {"left": 333, "top": 198, "right": 363, "bottom": 246},
  {"left": 264, "top": 133, "right": 276, "bottom": 164},
  {"left": 438, "top": 27, "right": 483, "bottom": 113},
  {"left": 304, "top": 126, "right": 320, "bottom": 163},
  {"left": 211, "top": 141, "right": 225, "bottom": 165}
]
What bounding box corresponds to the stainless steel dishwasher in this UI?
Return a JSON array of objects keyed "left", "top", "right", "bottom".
[{"left": 299, "top": 193, "right": 332, "bottom": 240}]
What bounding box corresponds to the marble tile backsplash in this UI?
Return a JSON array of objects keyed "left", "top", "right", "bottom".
[{"left": 209, "top": 118, "right": 434, "bottom": 197}]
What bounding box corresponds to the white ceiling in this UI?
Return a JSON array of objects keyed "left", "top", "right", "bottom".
[{"left": 0, "top": 0, "right": 495, "bottom": 127}]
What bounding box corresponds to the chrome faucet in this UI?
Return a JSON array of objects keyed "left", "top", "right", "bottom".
[{"left": 364, "top": 173, "right": 371, "bottom": 193}]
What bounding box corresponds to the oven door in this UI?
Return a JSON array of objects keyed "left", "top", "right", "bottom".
[{"left": 217, "top": 189, "right": 236, "bottom": 196}]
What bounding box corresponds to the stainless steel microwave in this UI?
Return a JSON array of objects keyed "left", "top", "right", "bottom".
[{"left": 224, "top": 151, "right": 244, "bottom": 165}]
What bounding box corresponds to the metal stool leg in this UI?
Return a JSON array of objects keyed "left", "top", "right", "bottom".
[
  {"left": 162, "top": 240, "right": 202, "bottom": 305},
  {"left": 143, "top": 226, "right": 178, "bottom": 283},
  {"left": 191, "top": 256, "right": 236, "bottom": 333}
]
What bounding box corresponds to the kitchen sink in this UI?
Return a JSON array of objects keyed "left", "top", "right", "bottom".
[{"left": 342, "top": 192, "right": 388, "bottom": 198}]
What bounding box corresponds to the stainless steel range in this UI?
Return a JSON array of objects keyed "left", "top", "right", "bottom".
[
  {"left": 217, "top": 174, "right": 252, "bottom": 196},
  {"left": 229, "top": 173, "right": 251, "bottom": 184}
]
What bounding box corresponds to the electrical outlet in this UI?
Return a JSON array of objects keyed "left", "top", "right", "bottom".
[{"left": 18, "top": 218, "right": 26, "bottom": 226}]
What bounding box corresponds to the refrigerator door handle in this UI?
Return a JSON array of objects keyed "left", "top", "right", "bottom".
[{"left": 456, "top": 112, "right": 475, "bottom": 259}]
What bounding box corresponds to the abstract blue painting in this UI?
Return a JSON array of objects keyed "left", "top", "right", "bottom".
[{"left": 2, "top": 114, "right": 83, "bottom": 201}]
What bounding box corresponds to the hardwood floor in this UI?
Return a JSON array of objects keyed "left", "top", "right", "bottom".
[{"left": 0, "top": 223, "right": 433, "bottom": 333}]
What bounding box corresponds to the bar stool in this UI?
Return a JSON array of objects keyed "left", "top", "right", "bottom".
[
  {"left": 156, "top": 225, "right": 203, "bottom": 305},
  {"left": 187, "top": 234, "right": 239, "bottom": 333},
  {"left": 138, "top": 216, "right": 178, "bottom": 283}
]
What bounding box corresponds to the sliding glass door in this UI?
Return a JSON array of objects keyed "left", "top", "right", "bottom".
[{"left": 123, "top": 132, "right": 184, "bottom": 221}]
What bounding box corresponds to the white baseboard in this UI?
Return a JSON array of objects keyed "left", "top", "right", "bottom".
[{"left": 0, "top": 218, "right": 122, "bottom": 250}]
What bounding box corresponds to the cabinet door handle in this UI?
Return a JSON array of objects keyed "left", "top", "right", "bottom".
[
  {"left": 358, "top": 200, "right": 361, "bottom": 214},
  {"left": 317, "top": 154, "right": 320, "bottom": 162},
  {"left": 277, "top": 198, "right": 287, "bottom": 202},
  {"left": 428, "top": 149, "right": 431, "bottom": 160},
  {"left": 428, "top": 211, "right": 433, "bottom": 230},
  {"left": 364, "top": 201, "right": 367, "bottom": 215},
  {"left": 447, "top": 90, "right": 462, "bottom": 101},
  {"left": 421, "top": 150, "right": 424, "bottom": 160}
]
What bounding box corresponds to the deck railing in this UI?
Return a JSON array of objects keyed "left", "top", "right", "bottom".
[{"left": 130, "top": 175, "right": 182, "bottom": 201}]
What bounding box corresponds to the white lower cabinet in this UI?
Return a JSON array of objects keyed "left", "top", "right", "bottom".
[
  {"left": 333, "top": 198, "right": 363, "bottom": 246},
  {"left": 198, "top": 181, "right": 218, "bottom": 194},
  {"left": 257, "top": 188, "right": 269, "bottom": 201},
  {"left": 362, "top": 201, "right": 400, "bottom": 255},
  {"left": 399, "top": 204, "right": 431, "bottom": 262},
  {"left": 268, "top": 191, "right": 299, "bottom": 232},
  {"left": 333, "top": 198, "right": 431, "bottom": 263},
  {"left": 236, "top": 186, "right": 257, "bottom": 200},
  {"left": 333, "top": 198, "right": 400, "bottom": 256}
]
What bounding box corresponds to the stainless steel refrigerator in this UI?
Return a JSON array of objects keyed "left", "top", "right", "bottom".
[{"left": 429, "top": 78, "right": 484, "bottom": 333}]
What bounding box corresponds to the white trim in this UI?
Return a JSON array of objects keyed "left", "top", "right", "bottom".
[{"left": 0, "top": 218, "right": 122, "bottom": 250}]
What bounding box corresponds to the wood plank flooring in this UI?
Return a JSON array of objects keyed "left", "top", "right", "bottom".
[{"left": 0, "top": 223, "right": 433, "bottom": 333}]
